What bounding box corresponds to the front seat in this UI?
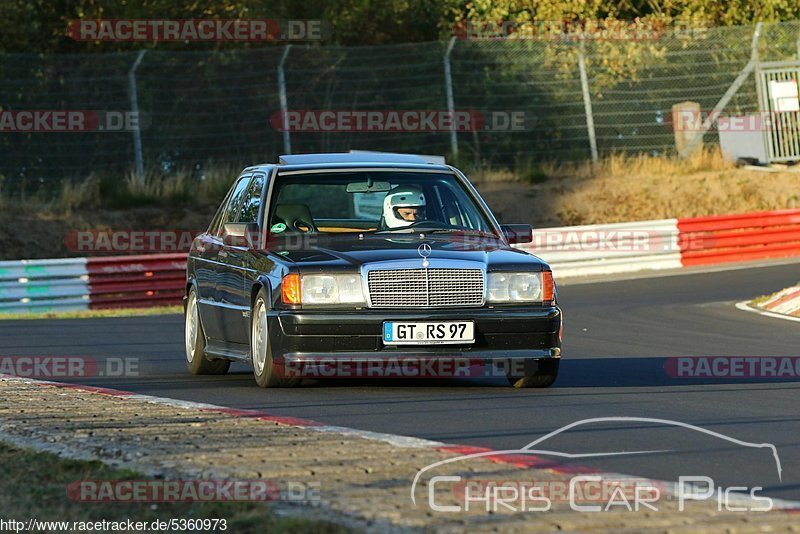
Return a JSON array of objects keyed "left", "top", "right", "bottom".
[{"left": 274, "top": 204, "right": 318, "bottom": 232}]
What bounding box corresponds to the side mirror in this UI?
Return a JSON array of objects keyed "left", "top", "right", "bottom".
[
  {"left": 501, "top": 224, "right": 533, "bottom": 244},
  {"left": 223, "top": 222, "right": 260, "bottom": 248}
]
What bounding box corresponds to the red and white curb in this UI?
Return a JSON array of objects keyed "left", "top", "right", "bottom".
[
  {"left": 2, "top": 373, "right": 799, "bottom": 513},
  {"left": 737, "top": 284, "right": 800, "bottom": 323},
  {"left": 760, "top": 285, "right": 800, "bottom": 317}
]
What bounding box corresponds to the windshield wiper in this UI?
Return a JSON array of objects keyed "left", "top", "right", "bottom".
[
  {"left": 424, "top": 229, "right": 498, "bottom": 238},
  {"left": 374, "top": 227, "right": 499, "bottom": 238}
]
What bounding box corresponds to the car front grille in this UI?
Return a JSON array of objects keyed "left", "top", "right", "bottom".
[{"left": 366, "top": 268, "right": 484, "bottom": 308}]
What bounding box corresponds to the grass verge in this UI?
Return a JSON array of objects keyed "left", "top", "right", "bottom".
[
  {"left": 0, "top": 442, "right": 349, "bottom": 533},
  {"left": 749, "top": 293, "right": 778, "bottom": 308}
]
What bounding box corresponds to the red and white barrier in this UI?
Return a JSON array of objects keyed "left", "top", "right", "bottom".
[
  {"left": 518, "top": 219, "right": 682, "bottom": 278},
  {"left": 677, "top": 208, "right": 800, "bottom": 266},
  {"left": 86, "top": 254, "right": 186, "bottom": 309},
  {"left": 2, "top": 208, "right": 800, "bottom": 313},
  {"left": 0, "top": 254, "right": 185, "bottom": 313},
  {"left": 520, "top": 208, "right": 800, "bottom": 278}
]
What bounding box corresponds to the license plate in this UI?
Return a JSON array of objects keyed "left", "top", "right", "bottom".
[{"left": 382, "top": 321, "right": 474, "bottom": 345}]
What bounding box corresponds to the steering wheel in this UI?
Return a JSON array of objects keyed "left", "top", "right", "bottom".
[{"left": 278, "top": 217, "right": 317, "bottom": 233}]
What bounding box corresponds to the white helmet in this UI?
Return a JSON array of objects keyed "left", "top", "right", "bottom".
[{"left": 382, "top": 186, "right": 427, "bottom": 228}]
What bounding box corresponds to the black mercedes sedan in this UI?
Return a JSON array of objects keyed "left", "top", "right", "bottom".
[{"left": 184, "top": 153, "right": 562, "bottom": 388}]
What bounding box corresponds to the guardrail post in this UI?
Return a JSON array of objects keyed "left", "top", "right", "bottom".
[
  {"left": 578, "top": 41, "right": 599, "bottom": 162},
  {"left": 278, "top": 45, "right": 293, "bottom": 155},
  {"left": 128, "top": 50, "right": 147, "bottom": 185},
  {"left": 443, "top": 36, "right": 459, "bottom": 160}
]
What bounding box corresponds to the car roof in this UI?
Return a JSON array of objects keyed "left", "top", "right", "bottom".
[
  {"left": 243, "top": 152, "right": 452, "bottom": 174},
  {"left": 279, "top": 152, "right": 443, "bottom": 166}
]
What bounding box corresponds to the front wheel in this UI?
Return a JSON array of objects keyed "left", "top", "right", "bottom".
[
  {"left": 251, "top": 290, "right": 301, "bottom": 388},
  {"left": 506, "top": 359, "right": 559, "bottom": 388},
  {"left": 185, "top": 288, "right": 230, "bottom": 375}
]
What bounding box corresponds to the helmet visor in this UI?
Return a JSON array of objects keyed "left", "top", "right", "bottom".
[{"left": 393, "top": 206, "right": 426, "bottom": 222}]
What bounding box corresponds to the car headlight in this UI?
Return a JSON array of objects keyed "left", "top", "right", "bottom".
[
  {"left": 487, "top": 271, "right": 554, "bottom": 304},
  {"left": 282, "top": 273, "right": 365, "bottom": 305}
]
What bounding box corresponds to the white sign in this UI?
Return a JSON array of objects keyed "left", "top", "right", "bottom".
[{"left": 769, "top": 80, "right": 800, "bottom": 112}]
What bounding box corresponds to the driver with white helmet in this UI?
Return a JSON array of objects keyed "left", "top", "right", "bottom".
[{"left": 382, "top": 185, "right": 427, "bottom": 228}]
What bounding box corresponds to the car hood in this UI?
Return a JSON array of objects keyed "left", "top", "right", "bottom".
[{"left": 260, "top": 234, "right": 547, "bottom": 272}]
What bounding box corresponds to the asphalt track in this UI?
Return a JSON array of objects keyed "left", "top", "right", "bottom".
[{"left": 3, "top": 260, "right": 800, "bottom": 502}]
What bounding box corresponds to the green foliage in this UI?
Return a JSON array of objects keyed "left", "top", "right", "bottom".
[{"left": 2, "top": 0, "right": 800, "bottom": 53}]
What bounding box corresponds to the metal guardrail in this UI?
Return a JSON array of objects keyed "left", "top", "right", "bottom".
[
  {"left": 516, "top": 219, "right": 682, "bottom": 278},
  {"left": 0, "top": 258, "right": 89, "bottom": 313},
  {"left": 0, "top": 254, "right": 185, "bottom": 313}
]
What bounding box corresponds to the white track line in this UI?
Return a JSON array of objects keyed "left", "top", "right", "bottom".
[{"left": 735, "top": 300, "right": 800, "bottom": 323}]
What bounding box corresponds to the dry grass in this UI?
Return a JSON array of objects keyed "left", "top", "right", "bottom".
[
  {"left": 556, "top": 147, "right": 729, "bottom": 180},
  {"left": 553, "top": 148, "right": 800, "bottom": 225},
  {"left": 120, "top": 163, "right": 242, "bottom": 204},
  {"left": 57, "top": 175, "right": 101, "bottom": 211},
  {"left": 10, "top": 163, "right": 243, "bottom": 214},
  {"left": 3, "top": 149, "right": 799, "bottom": 231},
  {"left": 468, "top": 148, "right": 730, "bottom": 185},
  {"left": 471, "top": 147, "right": 800, "bottom": 227}
]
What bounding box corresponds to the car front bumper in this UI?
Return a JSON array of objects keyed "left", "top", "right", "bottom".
[{"left": 267, "top": 306, "right": 562, "bottom": 364}]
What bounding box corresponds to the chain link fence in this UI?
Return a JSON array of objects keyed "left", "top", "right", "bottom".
[{"left": 2, "top": 21, "right": 800, "bottom": 193}]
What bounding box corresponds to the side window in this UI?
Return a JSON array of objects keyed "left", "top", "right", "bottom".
[
  {"left": 207, "top": 198, "right": 228, "bottom": 236},
  {"left": 222, "top": 175, "right": 253, "bottom": 228},
  {"left": 207, "top": 186, "right": 235, "bottom": 237},
  {"left": 433, "top": 185, "right": 461, "bottom": 227},
  {"left": 237, "top": 173, "right": 265, "bottom": 223}
]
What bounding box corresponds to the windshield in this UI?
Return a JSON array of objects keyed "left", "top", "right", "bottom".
[{"left": 267, "top": 171, "right": 497, "bottom": 236}]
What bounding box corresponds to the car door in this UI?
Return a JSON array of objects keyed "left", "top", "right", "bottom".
[
  {"left": 216, "top": 173, "right": 260, "bottom": 346},
  {"left": 200, "top": 174, "right": 251, "bottom": 341},
  {"left": 193, "top": 185, "right": 235, "bottom": 340}
]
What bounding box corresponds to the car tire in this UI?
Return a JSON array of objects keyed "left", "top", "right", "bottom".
[
  {"left": 506, "top": 359, "right": 559, "bottom": 388},
  {"left": 251, "top": 289, "right": 301, "bottom": 388},
  {"left": 185, "top": 288, "right": 231, "bottom": 375}
]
